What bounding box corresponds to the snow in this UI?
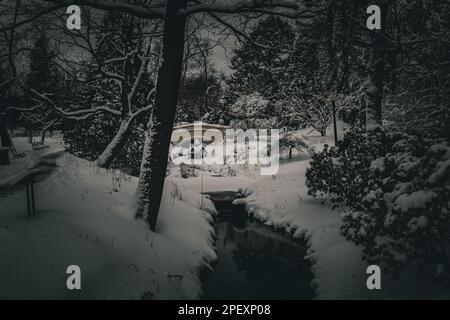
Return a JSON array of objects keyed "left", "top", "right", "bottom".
[
  {"left": 279, "top": 131, "right": 316, "bottom": 154},
  {"left": 96, "top": 119, "right": 130, "bottom": 167},
  {"left": 370, "top": 157, "right": 385, "bottom": 171},
  {"left": 0, "top": 137, "right": 216, "bottom": 299},
  {"left": 428, "top": 159, "right": 450, "bottom": 184},
  {"left": 2, "top": 131, "right": 448, "bottom": 299},
  {"left": 362, "top": 189, "right": 380, "bottom": 202},
  {"left": 408, "top": 216, "right": 429, "bottom": 232},
  {"left": 0, "top": 148, "right": 65, "bottom": 187},
  {"left": 0, "top": 137, "right": 61, "bottom": 183},
  {"left": 173, "top": 122, "right": 229, "bottom": 131},
  {"left": 394, "top": 190, "right": 437, "bottom": 213},
  {"left": 232, "top": 160, "right": 450, "bottom": 299},
  {"left": 173, "top": 172, "right": 255, "bottom": 194},
  {"left": 232, "top": 161, "right": 368, "bottom": 299}
]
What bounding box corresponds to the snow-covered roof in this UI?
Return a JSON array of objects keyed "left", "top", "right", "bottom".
[{"left": 173, "top": 122, "right": 229, "bottom": 130}]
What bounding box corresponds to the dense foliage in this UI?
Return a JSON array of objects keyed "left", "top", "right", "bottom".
[
  {"left": 62, "top": 78, "right": 145, "bottom": 176},
  {"left": 226, "top": 16, "right": 295, "bottom": 103},
  {"left": 307, "top": 129, "right": 450, "bottom": 279},
  {"left": 63, "top": 115, "right": 145, "bottom": 176}
]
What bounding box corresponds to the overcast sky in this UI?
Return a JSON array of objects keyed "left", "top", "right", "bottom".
[{"left": 213, "top": 45, "right": 232, "bottom": 74}]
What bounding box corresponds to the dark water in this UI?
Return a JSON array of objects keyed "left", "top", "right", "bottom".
[{"left": 202, "top": 192, "right": 314, "bottom": 300}]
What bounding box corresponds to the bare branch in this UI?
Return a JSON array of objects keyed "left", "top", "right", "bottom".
[
  {"left": 44, "top": 0, "right": 164, "bottom": 19},
  {"left": 30, "top": 89, "right": 122, "bottom": 120},
  {"left": 183, "top": 1, "right": 323, "bottom": 19}
]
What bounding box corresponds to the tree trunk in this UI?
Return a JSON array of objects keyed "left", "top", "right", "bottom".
[
  {"left": 203, "top": 55, "right": 208, "bottom": 112},
  {"left": 0, "top": 115, "right": 11, "bottom": 147},
  {"left": 135, "top": 0, "right": 187, "bottom": 231},
  {"left": 366, "top": 2, "right": 388, "bottom": 131},
  {"left": 332, "top": 100, "right": 338, "bottom": 144},
  {"left": 97, "top": 119, "right": 132, "bottom": 169},
  {"left": 337, "top": 1, "right": 351, "bottom": 92},
  {"left": 28, "top": 120, "right": 32, "bottom": 144}
]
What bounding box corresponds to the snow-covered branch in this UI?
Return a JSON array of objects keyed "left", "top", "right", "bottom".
[
  {"left": 30, "top": 89, "right": 122, "bottom": 120},
  {"left": 5, "top": 103, "right": 44, "bottom": 114},
  {"left": 0, "top": 0, "right": 324, "bottom": 36},
  {"left": 96, "top": 102, "right": 153, "bottom": 168},
  {"left": 184, "top": 1, "right": 323, "bottom": 19},
  {"left": 127, "top": 37, "right": 157, "bottom": 113},
  {"left": 0, "top": 79, "right": 11, "bottom": 89},
  {"left": 44, "top": 0, "right": 165, "bottom": 19}
]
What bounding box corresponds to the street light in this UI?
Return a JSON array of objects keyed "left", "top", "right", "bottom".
[
  {"left": 205, "top": 84, "right": 218, "bottom": 112},
  {"left": 330, "top": 93, "right": 338, "bottom": 146}
]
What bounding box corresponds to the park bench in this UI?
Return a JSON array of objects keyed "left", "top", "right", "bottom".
[
  {"left": 0, "top": 146, "right": 10, "bottom": 165},
  {"left": 0, "top": 149, "right": 65, "bottom": 217}
]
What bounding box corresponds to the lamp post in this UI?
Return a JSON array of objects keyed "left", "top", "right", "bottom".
[
  {"left": 330, "top": 94, "right": 338, "bottom": 146},
  {"left": 205, "top": 85, "right": 217, "bottom": 113}
]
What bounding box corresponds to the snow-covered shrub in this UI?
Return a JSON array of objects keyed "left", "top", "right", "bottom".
[
  {"left": 279, "top": 131, "right": 316, "bottom": 159},
  {"left": 63, "top": 113, "right": 145, "bottom": 176},
  {"left": 342, "top": 136, "right": 450, "bottom": 278},
  {"left": 306, "top": 127, "right": 394, "bottom": 206},
  {"left": 179, "top": 163, "right": 199, "bottom": 179},
  {"left": 306, "top": 128, "right": 450, "bottom": 279},
  {"left": 228, "top": 93, "right": 277, "bottom": 129}
]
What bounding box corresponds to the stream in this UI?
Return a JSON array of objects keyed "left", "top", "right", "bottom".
[{"left": 201, "top": 191, "right": 314, "bottom": 300}]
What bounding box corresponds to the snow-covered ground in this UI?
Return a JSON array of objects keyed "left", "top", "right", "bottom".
[
  {"left": 0, "top": 137, "right": 216, "bottom": 299},
  {"left": 2, "top": 134, "right": 447, "bottom": 299},
  {"left": 234, "top": 160, "right": 450, "bottom": 299}
]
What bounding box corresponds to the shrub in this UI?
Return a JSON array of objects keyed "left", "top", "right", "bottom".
[
  {"left": 306, "top": 128, "right": 450, "bottom": 280},
  {"left": 63, "top": 114, "right": 145, "bottom": 176},
  {"left": 306, "top": 128, "right": 396, "bottom": 207},
  {"left": 179, "top": 163, "right": 198, "bottom": 179}
]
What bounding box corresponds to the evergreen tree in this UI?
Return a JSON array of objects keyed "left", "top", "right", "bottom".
[
  {"left": 177, "top": 70, "right": 223, "bottom": 123},
  {"left": 27, "top": 32, "right": 60, "bottom": 93},
  {"left": 24, "top": 31, "right": 62, "bottom": 142},
  {"left": 227, "top": 16, "right": 295, "bottom": 102}
]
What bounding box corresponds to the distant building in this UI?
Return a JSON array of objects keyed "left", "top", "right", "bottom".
[{"left": 171, "top": 121, "right": 228, "bottom": 145}]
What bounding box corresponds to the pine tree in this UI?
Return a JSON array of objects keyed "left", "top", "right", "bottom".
[
  {"left": 25, "top": 31, "right": 62, "bottom": 142},
  {"left": 227, "top": 16, "right": 295, "bottom": 102},
  {"left": 27, "top": 32, "right": 60, "bottom": 93}
]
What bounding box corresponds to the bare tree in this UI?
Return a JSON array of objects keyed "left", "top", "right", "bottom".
[
  {"left": 1, "top": 0, "right": 325, "bottom": 230},
  {"left": 30, "top": 9, "right": 162, "bottom": 168},
  {"left": 0, "top": 0, "right": 21, "bottom": 153}
]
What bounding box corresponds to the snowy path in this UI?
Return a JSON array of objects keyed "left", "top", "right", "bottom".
[{"left": 2, "top": 138, "right": 446, "bottom": 299}]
